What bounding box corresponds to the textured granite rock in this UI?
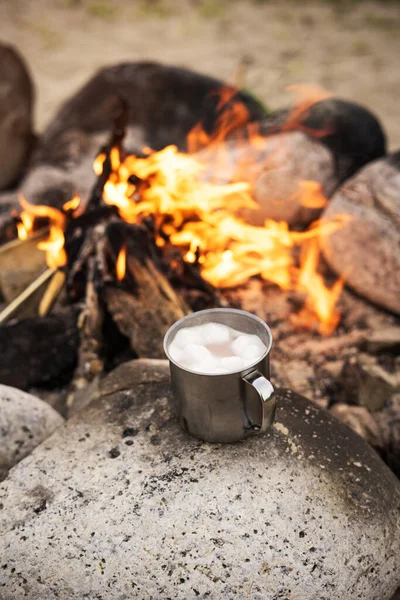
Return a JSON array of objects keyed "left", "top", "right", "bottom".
[
  {"left": 0, "top": 359, "right": 399, "bottom": 600},
  {"left": 0, "top": 385, "right": 64, "bottom": 481},
  {"left": 321, "top": 152, "right": 400, "bottom": 315}
]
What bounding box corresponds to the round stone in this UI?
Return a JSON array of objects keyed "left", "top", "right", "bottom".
[
  {"left": 0, "top": 384, "right": 64, "bottom": 481},
  {"left": 0, "top": 359, "right": 399, "bottom": 599}
]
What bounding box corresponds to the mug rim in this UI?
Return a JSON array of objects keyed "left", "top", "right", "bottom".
[{"left": 163, "top": 308, "right": 273, "bottom": 377}]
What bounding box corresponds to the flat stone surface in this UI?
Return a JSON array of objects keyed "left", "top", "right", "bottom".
[
  {"left": 321, "top": 152, "right": 400, "bottom": 315},
  {"left": 0, "top": 385, "right": 64, "bottom": 481},
  {"left": 0, "top": 359, "right": 399, "bottom": 600}
]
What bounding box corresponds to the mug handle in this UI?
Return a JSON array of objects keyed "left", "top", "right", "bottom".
[{"left": 242, "top": 370, "right": 276, "bottom": 433}]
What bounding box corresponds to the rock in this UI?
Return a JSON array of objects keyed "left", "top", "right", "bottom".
[
  {"left": 21, "top": 62, "right": 265, "bottom": 210},
  {"left": 196, "top": 131, "right": 337, "bottom": 226},
  {"left": 0, "top": 191, "right": 18, "bottom": 245},
  {"left": 321, "top": 152, "right": 400, "bottom": 315},
  {"left": 260, "top": 98, "right": 386, "bottom": 182},
  {"left": 0, "top": 385, "right": 64, "bottom": 481},
  {"left": 196, "top": 99, "right": 385, "bottom": 227},
  {"left": 1, "top": 359, "right": 399, "bottom": 600},
  {"left": 36, "top": 62, "right": 265, "bottom": 162},
  {"left": 225, "top": 97, "right": 385, "bottom": 227},
  {"left": 252, "top": 132, "right": 336, "bottom": 225},
  {"left": 0, "top": 308, "right": 79, "bottom": 390},
  {"left": 330, "top": 395, "right": 400, "bottom": 480},
  {"left": 337, "top": 353, "right": 398, "bottom": 411},
  {"left": 272, "top": 358, "right": 316, "bottom": 400},
  {"left": 0, "top": 44, "right": 35, "bottom": 190}
]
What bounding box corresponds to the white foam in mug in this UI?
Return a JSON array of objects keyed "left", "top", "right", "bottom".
[{"left": 168, "top": 321, "right": 267, "bottom": 374}]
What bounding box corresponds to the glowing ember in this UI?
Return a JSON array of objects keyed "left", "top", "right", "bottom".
[
  {"left": 16, "top": 86, "right": 346, "bottom": 335},
  {"left": 116, "top": 245, "right": 127, "bottom": 281}
]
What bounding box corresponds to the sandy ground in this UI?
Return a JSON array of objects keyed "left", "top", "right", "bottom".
[{"left": 0, "top": 0, "right": 400, "bottom": 149}]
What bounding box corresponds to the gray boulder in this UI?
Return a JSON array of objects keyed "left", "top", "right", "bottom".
[
  {"left": 321, "top": 152, "right": 400, "bottom": 315},
  {"left": 0, "top": 359, "right": 399, "bottom": 599},
  {"left": 0, "top": 44, "right": 34, "bottom": 190},
  {"left": 196, "top": 130, "right": 337, "bottom": 226},
  {"left": 259, "top": 98, "right": 386, "bottom": 182},
  {"left": 252, "top": 131, "right": 336, "bottom": 226},
  {"left": 21, "top": 62, "right": 265, "bottom": 211},
  {"left": 0, "top": 385, "right": 64, "bottom": 481}
]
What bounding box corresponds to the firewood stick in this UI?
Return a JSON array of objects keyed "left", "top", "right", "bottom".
[
  {"left": 0, "top": 267, "right": 56, "bottom": 325},
  {"left": 39, "top": 269, "right": 66, "bottom": 317}
]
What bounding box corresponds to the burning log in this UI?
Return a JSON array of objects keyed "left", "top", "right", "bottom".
[{"left": 102, "top": 222, "right": 190, "bottom": 358}]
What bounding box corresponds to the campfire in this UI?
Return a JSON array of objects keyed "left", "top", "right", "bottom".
[
  {"left": 14, "top": 88, "right": 345, "bottom": 341},
  {"left": 0, "top": 62, "right": 398, "bottom": 479}
]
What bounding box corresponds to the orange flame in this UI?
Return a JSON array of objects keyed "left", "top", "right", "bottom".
[
  {"left": 292, "top": 239, "right": 344, "bottom": 335},
  {"left": 18, "top": 196, "right": 67, "bottom": 268},
  {"left": 116, "top": 245, "right": 127, "bottom": 281},
  {"left": 16, "top": 209, "right": 34, "bottom": 240},
  {"left": 187, "top": 85, "right": 252, "bottom": 154},
  {"left": 63, "top": 194, "right": 81, "bottom": 213}
]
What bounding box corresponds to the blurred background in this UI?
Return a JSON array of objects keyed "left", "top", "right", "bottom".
[{"left": 1, "top": 0, "right": 399, "bottom": 148}]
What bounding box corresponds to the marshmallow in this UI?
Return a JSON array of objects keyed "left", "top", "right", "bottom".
[
  {"left": 231, "top": 334, "right": 266, "bottom": 360},
  {"left": 173, "top": 326, "right": 203, "bottom": 349},
  {"left": 200, "top": 322, "right": 232, "bottom": 345},
  {"left": 184, "top": 343, "right": 212, "bottom": 363}
]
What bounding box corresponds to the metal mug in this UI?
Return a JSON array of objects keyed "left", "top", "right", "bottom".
[{"left": 163, "top": 308, "right": 276, "bottom": 443}]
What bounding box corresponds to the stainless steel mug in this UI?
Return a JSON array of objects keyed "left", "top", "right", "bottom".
[{"left": 163, "top": 308, "right": 276, "bottom": 443}]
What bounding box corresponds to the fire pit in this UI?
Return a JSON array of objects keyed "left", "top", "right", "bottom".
[
  {"left": 0, "top": 55, "right": 399, "bottom": 600},
  {"left": 0, "top": 61, "right": 399, "bottom": 476}
]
